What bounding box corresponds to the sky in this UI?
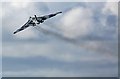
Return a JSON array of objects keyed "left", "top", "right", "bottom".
[{"left": 1, "top": 1, "right": 118, "bottom": 77}]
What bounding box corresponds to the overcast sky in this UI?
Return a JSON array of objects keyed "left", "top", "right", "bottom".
[{"left": 2, "top": 2, "right": 118, "bottom": 77}]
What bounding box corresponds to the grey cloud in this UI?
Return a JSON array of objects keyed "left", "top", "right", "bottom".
[
  {"left": 2, "top": 53, "right": 118, "bottom": 77},
  {"left": 2, "top": 2, "right": 118, "bottom": 77}
]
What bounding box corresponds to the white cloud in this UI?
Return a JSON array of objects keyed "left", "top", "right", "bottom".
[
  {"left": 102, "top": 2, "right": 118, "bottom": 15},
  {"left": 2, "top": 2, "right": 118, "bottom": 62},
  {"left": 2, "top": 2, "right": 118, "bottom": 77},
  {"left": 3, "top": 67, "right": 118, "bottom": 77},
  {"left": 14, "top": 27, "right": 39, "bottom": 40},
  {"left": 0, "top": 3, "right": 2, "bottom": 78},
  {"left": 10, "top": 1, "right": 29, "bottom": 8},
  {"left": 80, "top": 41, "right": 118, "bottom": 57},
  {"left": 0, "top": 3, "right": 2, "bottom": 18},
  {"left": 3, "top": 68, "right": 80, "bottom": 77},
  {"left": 3, "top": 41, "right": 117, "bottom": 63},
  {"left": 59, "top": 7, "right": 94, "bottom": 38},
  {"left": 2, "top": 2, "right": 42, "bottom": 40},
  {"left": 99, "top": 2, "right": 118, "bottom": 39}
]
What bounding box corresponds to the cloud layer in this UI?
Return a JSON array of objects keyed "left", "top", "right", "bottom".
[
  {"left": 2, "top": 2, "right": 118, "bottom": 77},
  {"left": 59, "top": 7, "right": 93, "bottom": 38}
]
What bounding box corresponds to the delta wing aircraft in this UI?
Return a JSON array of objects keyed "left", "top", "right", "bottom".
[{"left": 13, "top": 12, "right": 62, "bottom": 34}]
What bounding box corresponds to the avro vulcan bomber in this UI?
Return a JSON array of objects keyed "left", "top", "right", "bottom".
[{"left": 13, "top": 12, "right": 62, "bottom": 34}]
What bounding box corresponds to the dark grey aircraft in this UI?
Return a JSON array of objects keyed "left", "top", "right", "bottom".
[{"left": 13, "top": 12, "right": 62, "bottom": 34}]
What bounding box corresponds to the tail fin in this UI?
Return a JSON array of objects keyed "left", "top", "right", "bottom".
[{"left": 34, "top": 15, "right": 37, "bottom": 20}]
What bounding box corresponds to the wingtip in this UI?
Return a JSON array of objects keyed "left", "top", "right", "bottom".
[
  {"left": 59, "top": 11, "right": 62, "bottom": 13},
  {"left": 56, "top": 11, "right": 62, "bottom": 14},
  {"left": 13, "top": 32, "right": 16, "bottom": 34}
]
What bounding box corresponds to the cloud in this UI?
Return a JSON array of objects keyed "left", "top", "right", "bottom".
[
  {"left": 2, "top": 2, "right": 118, "bottom": 77},
  {"left": 102, "top": 2, "right": 118, "bottom": 15},
  {"left": 14, "top": 27, "right": 39, "bottom": 40},
  {"left": 2, "top": 2, "right": 48, "bottom": 40},
  {"left": 2, "top": 2, "right": 118, "bottom": 61},
  {"left": 79, "top": 41, "right": 118, "bottom": 57},
  {"left": 0, "top": 3, "right": 2, "bottom": 79},
  {"left": 59, "top": 7, "right": 93, "bottom": 38},
  {"left": 32, "top": 25, "right": 118, "bottom": 57},
  {"left": 2, "top": 2, "right": 117, "bottom": 41},
  {"left": 10, "top": 1, "right": 29, "bottom": 8},
  {"left": 2, "top": 52, "right": 118, "bottom": 77},
  {"left": 3, "top": 68, "right": 78, "bottom": 77},
  {"left": 3, "top": 65, "right": 118, "bottom": 77},
  {"left": 0, "top": 3, "right": 2, "bottom": 18},
  {"left": 3, "top": 41, "right": 117, "bottom": 63}
]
